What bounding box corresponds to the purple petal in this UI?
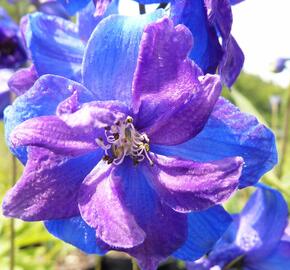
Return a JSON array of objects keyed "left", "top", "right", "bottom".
[
  {"left": 78, "top": 162, "right": 146, "bottom": 248},
  {"left": 8, "top": 65, "right": 38, "bottom": 96},
  {"left": 219, "top": 35, "right": 244, "bottom": 87},
  {"left": 143, "top": 153, "right": 243, "bottom": 212},
  {"left": 10, "top": 100, "right": 128, "bottom": 156},
  {"left": 2, "top": 147, "right": 102, "bottom": 221},
  {"left": 132, "top": 18, "right": 222, "bottom": 145},
  {"left": 82, "top": 159, "right": 187, "bottom": 269}
]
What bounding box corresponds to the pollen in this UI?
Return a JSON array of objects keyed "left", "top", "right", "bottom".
[{"left": 96, "top": 116, "right": 153, "bottom": 166}]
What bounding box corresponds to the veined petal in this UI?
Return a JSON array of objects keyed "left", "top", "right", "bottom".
[
  {"left": 132, "top": 18, "right": 221, "bottom": 145},
  {"left": 26, "top": 12, "right": 84, "bottom": 81},
  {"left": 77, "top": 0, "right": 119, "bottom": 42},
  {"left": 82, "top": 10, "right": 164, "bottom": 104},
  {"left": 171, "top": 0, "right": 222, "bottom": 73},
  {"left": 2, "top": 147, "right": 102, "bottom": 221},
  {"left": 245, "top": 241, "right": 290, "bottom": 270},
  {"left": 173, "top": 205, "right": 232, "bottom": 261},
  {"left": 57, "top": 0, "right": 90, "bottom": 15},
  {"left": 4, "top": 75, "right": 95, "bottom": 163},
  {"left": 45, "top": 216, "right": 106, "bottom": 254},
  {"left": 143, "top": 153, "right": 243, "bottom": 212},
  {"left": 10, "top": 99, "right": 128, "bottom": 156},
  {"left": 151, "top": 97, "right": 277, "bottom": 188},
  {"left": 8, "top": 65, "right": 38, "bottom": 96}
]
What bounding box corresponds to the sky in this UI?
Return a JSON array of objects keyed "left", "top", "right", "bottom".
[{"left": 120, "top": 0, "right": 290, "bottom": 87}]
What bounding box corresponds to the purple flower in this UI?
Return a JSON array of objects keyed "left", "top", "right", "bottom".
[
  {"left": 3, "top": 16, "right": 276, "bottom": 270},
  {"left": 187, "top": 184, "right": 290, "bottom": 270},
  {"left": 0, "top": 7, "right": 27, "bottom": 69},
  {"left": 271, "top": 58, "right": 290, "bottom": 73}
]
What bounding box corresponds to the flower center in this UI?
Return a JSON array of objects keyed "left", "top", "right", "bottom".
[{"left": 96, "top": 116, "right": 153, "bottom": 166}]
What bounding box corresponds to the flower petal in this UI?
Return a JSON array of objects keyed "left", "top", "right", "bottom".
[
  {"left": 2, "top": 147, "right": 102, "bottom": 221},
  {"left": 26, "top": 12, "right": 84, "bottom": 81},
  {"left": 239, "top": 185, "right": 288, "bottom": 260},
  {"left": 77, "top": 0, "right": 119, "bottom": 42},
  {"left": 8, "top": 65, "right": 38, "bottom": 96},
  {"left": 132, "top": 17, "right": 222, "bottom": 145},
  {"left": 4, "top": 75, "right": 95, "bottom": 163},
  {"left": 151, "top": 97, "right": 277, "bottom": 188},
  {"left": 245, "top": 241, "right": 290, "bottom": 270},
  {"left": 57, "top": 0, "right": 90, "bottom": 15},
  {"left": 82, "top": 10, "right": 164, "bottom": 105},
  {"left": 170, "top": 0, "right": 222, "bottom": 73},
  {"left": 10, "top": 99, "right": 128, "bottom": 156},
  {"left": 143, "top": 153, "right": 243, "bottom": 212},
  {"left": 45, "top": 216, "right": 106, "bottom": 254},
  {"left": 173, "top": 205, "right": 232, "bottom": 261}
]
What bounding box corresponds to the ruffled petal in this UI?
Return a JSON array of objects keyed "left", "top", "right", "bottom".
[
  {"left": 82, "top": 10, "right": 164, "bottom": 105},
  {"left": 245, "top": 241, "right": 290, "bottom": 270},
  {"left": 170, "top": 0, "right": 222, "bottom": 73},
  {"left": 10, "top": 99, "right": 128, "bottom": 156},
  {"left": 77, "top": 0, "right": 119, "bottom": 42},
  {"left": 173, "top": 205, "right": 232, "bottom": 261},
  {"left": 4, "top": 75, "right": 95, "bottom": 163},
  {"left": 151, "top": 98, "right": 277, "bottom": 188},
  {"left": 26, "top": 12, "right": 84, "bottom": 81},
  {"left": 132, "top": 18, "right": 221, "bottom": 145},
  {"left": 45, "top": 216, "right": 106, "bottom": 254},
  {"left": 2, "top": 147, "right": 102, "bottom": 221},
  {"left": 57, "top": 0, "right": 90, "bottom": 15},
  {"left": 143, "top": 153, "right": 243, "bottom": 212},
  {"left": 8, "top": 65, "right": 38, "bottom": 96}
]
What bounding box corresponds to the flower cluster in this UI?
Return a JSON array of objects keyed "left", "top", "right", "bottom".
[{"left": 1, "top": 1, "right": 284, "bottom": 270}]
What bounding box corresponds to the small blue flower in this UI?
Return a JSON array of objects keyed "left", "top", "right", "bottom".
[{"left": 187, "top": 184, "right": 290, "bottom": 270}]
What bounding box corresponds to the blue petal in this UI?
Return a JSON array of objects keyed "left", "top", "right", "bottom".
[
  {"left": 26, "top": 12, "right": 85, "bottom": 81},
  {"left": 45, "top": 216, "right": 106, "bottom": 254},
  {"left": 173, "top": 205, "right": 232, "bottom": 261},
  {"left": 132, "top": 0, "right": 168, "bottom": 3},
  {"left": 38, "top": 2, "right": 69, "bottom": 19},
  {"left": 82, "top": 10, "right": 164, "bottom": 105},
  {"left": 151, "top": 97, "right": 277, "bottom": 188},
  {"left": 57, "top": 0, "right": 90, "bottom": 15},
  {"left": 241, "top": 184, "right": 288, "bottom": 260},
  {"left": 245, "top": 241, "right": 290, "bottom": 270},
  {"left": 170, "top": 0, "right": 222, "bottom": 73},
  {"left": 77, "top": 0, "right": 119, "bottom": 42},
  {"left": 0, "top": 90, "right": 10, "bottom": 119},
  {"left": 4, "top": 75, "right": 95, "bottom": 163}
]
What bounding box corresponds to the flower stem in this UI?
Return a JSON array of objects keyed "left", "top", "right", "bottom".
[
  {"left": 132, "top": 258, "right": 140, "bottom": 270},
  {"left": 95, "top": 256, "right": 102, "bottom": 270},
  {"left": 277, "top": 85, "right": 290, "bottom": 179},
  {"left": 139, "top": 4, "right": 146, "bottom": 14},
  {"left": 10, "top": 155, "right": 17, "bottom": 270}
]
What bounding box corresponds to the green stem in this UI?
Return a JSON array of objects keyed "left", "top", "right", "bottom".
[
  {"left": 262, "top": 173, "right": 290, "bottom": 199},
  {"left": 10, "top": 155, "right": 17, "bottom": 270},
  {"left": 277, "top": 85, "right": 290, "bottom": 179}
]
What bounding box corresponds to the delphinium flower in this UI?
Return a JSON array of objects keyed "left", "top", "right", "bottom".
[
  {"left": 271, "top": 57, "right": 290, "bottom": 73},
  {"left": 3, "top": 13, "right": 277, "bottom": 269},
  {"left": 187, "top": 184, "right": 290, "bottom": 270},
  {"left": 0, "top": 7, "right": 27, "bottom": 68}
]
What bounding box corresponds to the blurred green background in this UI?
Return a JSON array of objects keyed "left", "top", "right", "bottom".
[{"left": 1, "top": 0, "right": 290, "bottom": 269}]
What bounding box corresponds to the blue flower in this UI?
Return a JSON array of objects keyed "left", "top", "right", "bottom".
[
  {"left": 3, "top": 13, "right": 276, "bottom": 269},
  {"left": 0, "top": 69, "right": 14, "bottom": 119},
  {"left": 187, "top": 184, "right": 290, "bottom": 270}
]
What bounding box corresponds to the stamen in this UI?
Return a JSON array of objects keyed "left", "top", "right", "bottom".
[{"left": 96, "top": 116, "right": 153, "bottom": 166}]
